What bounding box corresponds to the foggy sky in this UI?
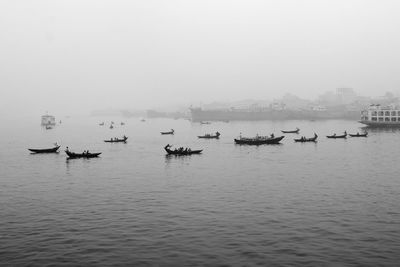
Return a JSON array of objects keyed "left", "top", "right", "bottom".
[{"left": 1, "top": 0, "right": 399, "bottom": 117}]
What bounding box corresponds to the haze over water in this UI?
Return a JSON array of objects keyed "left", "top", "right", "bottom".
[{"left": 1, "top": 116, "right": 400, "bottom": 266}]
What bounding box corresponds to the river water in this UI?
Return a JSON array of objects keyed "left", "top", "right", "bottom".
[{"left": 1, "top": 116, "right": 399, "bottom": 266}]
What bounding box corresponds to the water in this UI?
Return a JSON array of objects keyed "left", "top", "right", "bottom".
[{"left": 1, "top": 116, "right": 400, "bottom": 266}]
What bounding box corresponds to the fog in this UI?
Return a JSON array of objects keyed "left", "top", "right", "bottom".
[{"left": 1, "top": 0, "right": 399, "bottom": 118}]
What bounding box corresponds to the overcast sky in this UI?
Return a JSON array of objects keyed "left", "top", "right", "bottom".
[{"left": 1, "top": 0, "right": 399, "bottom": 117}]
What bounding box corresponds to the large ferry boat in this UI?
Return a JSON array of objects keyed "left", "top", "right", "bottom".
[{"left": 360, "top": 104, "right": 400, "bottom": 126}]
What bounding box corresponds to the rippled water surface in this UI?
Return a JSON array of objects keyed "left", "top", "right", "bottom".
[{"left": 1, "top": 116, "right": 400, "bottom": 266}]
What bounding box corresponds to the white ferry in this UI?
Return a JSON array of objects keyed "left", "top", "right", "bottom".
[
  {"left": 41, "top": 114, "right": 56, "bottom": 126},
  {"left": 360, "top": 104, "right": 400, "bottom": 126}
]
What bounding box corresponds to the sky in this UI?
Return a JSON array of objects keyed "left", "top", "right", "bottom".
[{"left": 1, "top": 0, "right": 399, "bottom": 117}]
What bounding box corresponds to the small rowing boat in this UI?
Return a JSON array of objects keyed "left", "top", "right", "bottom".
[
  {"left": 164, "top": 144, "right": 202, "bottom": 155},
  {"left": 65, "top": 148, "right": 101, "bottom": 158},
  {"left": 234, "top": 135, "right": 284, "bottom": 145},
  {"left": 104, "top": 136, "right": 128, "bottom": 143},
  {"left": 281, "top": 128, "right": 300, "bottom": 134},
  {"left": 198, "top": 132, "right": 220, "bottom": 139},
  {"left": 294, "top": 133, "right": 318, "bottom": 142},
  {"left": 349, "top": 132, "right": 368, "bottom": 137},
  {"left": 161, "top": 129, "right": 174, "bottom": 135},
  {"left": 326, "top": 131, "right": 347, "bottom": 139}
]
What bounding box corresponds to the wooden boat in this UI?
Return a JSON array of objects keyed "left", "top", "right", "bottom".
[
  {"left": 281, "top": 128, "right": 300, "bottom": 134},
  {"left": 326, "top": 131, "right": 347, "bottom": 139},
  {"left": 294, "top": 133, "right": 318, "bottom": 142},
  {"left": 120, "top": 122, "right": 125, "bottom": 125},
  {"left": 109, "top": 124, "right": 114, "bottom": 129},
  {"left": 164, "top": 144, "right": 202, "bottom": 155},
  {"left": 28, "top": 145, "right": 60, "bottom": 153},
  {"left": 45, "top": 125, "right": 53, "bottom": 130},
  {"left": 104, "top": 136, "right": 128, "bottom": 143},
  {"left": 198, "top": 132, "right": 220, "bottom": 139},
  {"left": 161, "top": 129, "right": 174, "bottom": 135},
  {"left": 349, "top": 132, "right": 368, "bottom": 137},
  {"left": 65, "top": 150, "right": 101, "bottom": 158},
  {"left": 234, "top": 135, "right": 284, "bottom": 145},
  {"left": 99, "top": 122, "right": 104, "bottom": 126}
]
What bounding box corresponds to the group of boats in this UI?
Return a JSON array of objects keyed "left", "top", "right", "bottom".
[
  {"left": 99, "top": 121, "right": 125, "bottom": 129},
  {"left": 28, "top": 144, "right": 102, "bottom": 158},
  {"left": 29, "top": 125, "right": 369, "bottom": 158},
  {"left": 28, "top": 134, "right": 129, "bottom": 158},
  {"left": 326, "top": 131, "right": 368, "bottom": 138}
]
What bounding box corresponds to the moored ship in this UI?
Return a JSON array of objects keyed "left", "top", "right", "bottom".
[{"left": 360, "top": 104, "right": 400, "bottom": 126}]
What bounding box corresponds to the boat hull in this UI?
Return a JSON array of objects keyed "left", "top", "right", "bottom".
[
  {"left": 104, "top": 137, "right": 128, "bottom": 143},
  {"left": 326, "top": 135, "right": 347, "bottom": 139},
  {"left": 281, "top": 130, "right": 299, "bottom": 134},
  {"left": 65, "top": 151, "right": 101, "bottom": 158},
  {"left": 359, "top": 121, "right": 400, "bottom": 127},
  {"left": 349, "top": 134, "right": 368, "bottom": 137},
  {"left": 198, "top": 136, "right": 219, "bottom": 139},
  {"left": 28, "top": 146, "right": 60, "bottom": 153},
  {"left": 234, "top": 136, "right": 284, "bottom": 145}
]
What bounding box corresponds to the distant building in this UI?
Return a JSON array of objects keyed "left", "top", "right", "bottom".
[
  {"left": 336, "top": 88, "right": 357, "bottom": 104},
  {"left": 270, "top": 102, "right": 286, "bottom": 110}
]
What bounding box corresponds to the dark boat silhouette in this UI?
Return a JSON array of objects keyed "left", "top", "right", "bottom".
[
  {"left": 28, "top": 145, "right": 60, "bottom": 153},
  {"left": 234, "top": 135, "right": 284, "bottom": 145},
  {"left": 164, "top": 144, "right": 202, "bottom": 155},
  {"left": 294, "top": 133, "right": 318, "bottom": 142},
  {"left": 326, "top": 131, "right": 347, "bottom": 139},
  {"left": 65, "top": 149, "right": 101, "bottom": 158},
  {"left": 198, "top": 132, "right": 220, "bottom": 139},
  {"left": 161, "top": 129, "right": 174, "bottom": 135},
  {"left": 349, "top": 132, "right": 368, "bottom": 137},
  {"left": 104, "top": 136, "right": 128, "bottom": 143},
  {"left": 281, "top": 128, "right": 300, "bottom": 134}
]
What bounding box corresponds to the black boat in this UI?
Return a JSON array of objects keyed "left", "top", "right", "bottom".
[
  {"left": 65, "top": 149, "right": 101, "bottom": 158},
  {"left": 281, "top": 128, "right": 300, "bottom": 134},
  {"left": 28, "top": 145, "right": 60, "bottom": 153},
  {"left": 326, "top": 131, "right": 347, "bottom": 139},
  {"left": 164, "top": 144, "right": 202, "bottom": 155},
  {"left": 349, "top": 132, "right": 368, "bottom": 137},
  {"left": 294, "top": 133, "right": 318, "bottom": 142},
  {"left": 200, "top": 121, "right": 211, "bottom": 124},
  {"left": 104, "top": 136, "right": 128, "bottom": 143},
  {"left": 234, "top": 135, "right": 284, "bottom": 145},
  {"left": 161, "top": 129, "right": 174, "bottom": 135},
  {"left": 198, "top": 132, "right": 220, "bottom": 139}
]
